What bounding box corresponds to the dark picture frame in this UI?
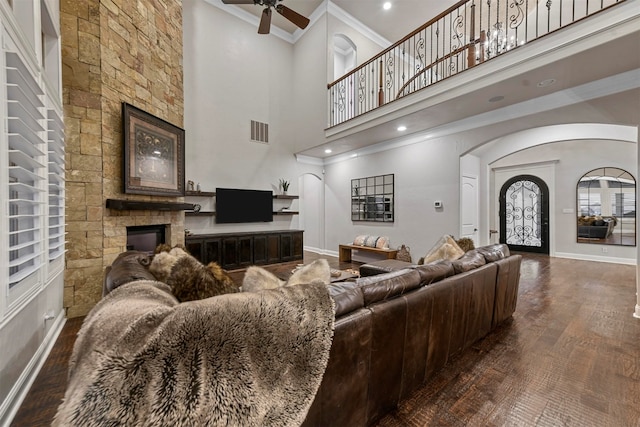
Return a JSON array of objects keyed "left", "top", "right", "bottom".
[{"left": 122, "top": 102, "right": 185, "bottom": 196}]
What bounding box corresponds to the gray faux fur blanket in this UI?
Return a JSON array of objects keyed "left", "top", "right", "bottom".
[{"left": 53, "top": 280, "right": 334, "bottom": 427}]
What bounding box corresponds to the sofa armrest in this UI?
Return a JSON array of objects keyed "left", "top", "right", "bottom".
[{"left": 103, "top": 250, "right": 156, "bottom": 296}]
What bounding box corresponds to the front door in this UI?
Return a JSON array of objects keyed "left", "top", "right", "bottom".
[{"left": 499, "top": 175, "right": 549, "bottom": 254}]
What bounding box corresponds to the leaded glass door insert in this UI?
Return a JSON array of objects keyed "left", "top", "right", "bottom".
[{"left": 499, "top": 175, "right": 549, "bottom": 254}]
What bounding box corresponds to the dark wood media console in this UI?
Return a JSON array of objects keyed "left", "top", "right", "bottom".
[{"left": 185, "top": 230, "right": 303, "bottom": 270}]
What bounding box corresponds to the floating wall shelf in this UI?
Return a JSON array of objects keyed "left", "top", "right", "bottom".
[{"left": 185, "top": 191, "right": 216, "bottom": 197}]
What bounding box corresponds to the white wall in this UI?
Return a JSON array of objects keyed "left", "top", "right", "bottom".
[
  {"left": 291, "top": 13, "right": 329, "bottom": 153},
  {"left": 324, "top": 136, "right": 460, "bottom": 261},
  {"left": 183, "top": 0, "right": 323, "bottom": 235}
]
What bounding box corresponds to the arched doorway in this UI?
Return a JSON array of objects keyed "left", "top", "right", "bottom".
[
  {"left": 499, "top": 175, "right": 550, "bottom": 253},
  {"left": 332, "top": 34, "right": 357, "bottom": 123}
]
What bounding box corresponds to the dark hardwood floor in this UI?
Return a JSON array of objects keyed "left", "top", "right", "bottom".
[{"left": 10, "top": 252, "right": 640, "bottom": 426}]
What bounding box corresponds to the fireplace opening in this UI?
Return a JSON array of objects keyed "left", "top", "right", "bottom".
[{"left": 126, "top": 225, "right": 166, "bottom": 254}]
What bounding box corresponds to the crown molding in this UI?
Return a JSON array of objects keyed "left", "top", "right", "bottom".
[
  {"left": 204, "top": 0, "right": 294, "bottom": 43},
  {"left": 295, "top": 154, "right": 325, "bottom": 166},
  {"left": 291, "top": 0, "right": 328, "bottom": 43},
  {"left": 206, "top": 0, "right": 391, "bottom": 48},
  {"left": 327, "top": 1, "right": 390, "bottom": 49}
]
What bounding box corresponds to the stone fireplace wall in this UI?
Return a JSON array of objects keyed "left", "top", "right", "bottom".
[{"left": 62, "top": 0, "right": 184, "bottom": 317}]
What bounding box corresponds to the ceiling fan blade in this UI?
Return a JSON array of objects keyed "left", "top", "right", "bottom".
[
  {"left": 276, "top": 4, "right": 310, "bottom": 30},
  {"left": 221, "top": 0, "right": 256, "bottom": 4},
  {"left": 258, "top": 7, "right": 272, "bottom": 34}
]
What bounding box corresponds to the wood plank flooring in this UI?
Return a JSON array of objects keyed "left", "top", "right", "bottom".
[{"left": 10, "top": 252, "right": 640, "bottom": 426}]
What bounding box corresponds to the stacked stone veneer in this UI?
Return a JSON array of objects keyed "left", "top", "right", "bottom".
[{"left": 62, "top": 0, "right": 184, "bottom": 317}]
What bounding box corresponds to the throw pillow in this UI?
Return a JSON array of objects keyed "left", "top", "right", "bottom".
[
  {"left": 242, "top": 265, "right": 284, "bottom": 292},
  {"left": 353, "top": 235, "right": 367, "bottom": 246},
  {"left": 375, "top": 236, "right": 390, "bottom": 249},
  {"left": 149, "top": 245, "right": 239, "bottom": 301},
  {"left": 456, "top": 237, "right": 475, "bottom": 252},
  {"left": 423, "top": 235, "right": 465, "bottom": 264},
  {"left": 363, "top": 235, "right": 379, "bottom": 247},
  {"left": 242, "top": 259, "right": 331, "bottom": 292},
  {"left": 286, "top": 259, "right": 331, "bottom": 286}
]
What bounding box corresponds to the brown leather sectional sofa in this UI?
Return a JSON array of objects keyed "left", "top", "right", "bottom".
[
  {"left": 302, "top": 243, "right": 521, "bottom": 426},
  {"left": 101, "top": 244, "right": 520, "bottom": 426}
]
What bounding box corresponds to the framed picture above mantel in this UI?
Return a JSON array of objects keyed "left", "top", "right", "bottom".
[{"left": 122, "top": 102, "right": 185, "bottom": 196}]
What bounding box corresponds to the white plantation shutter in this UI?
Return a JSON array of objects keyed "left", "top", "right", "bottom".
[
  {"left": 47, "top": 109, "right": 65, "bottom": 261},
  {"left": 6, "top": 51, "right": 46, "bottom": 289}
]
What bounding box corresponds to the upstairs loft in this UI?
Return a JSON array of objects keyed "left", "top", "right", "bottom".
[{"left": 298, "top": 0, "right": 639, "bottom": 159}]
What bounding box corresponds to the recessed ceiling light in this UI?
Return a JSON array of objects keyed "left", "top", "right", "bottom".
[
  {"left": 397, "top": 125, "right": 407, "bottom": 131},
  {"left": 383, "top": 2, "right": 392, "bottom": 10},
  {"left": 537, "top": 78, "right": 556, "bottom": 88},
  {"left": 488, "top": 95, "right": 504, "bottom": 103},
  {"left": 324, "top": 149, "right": 332, "bottom": 154}
]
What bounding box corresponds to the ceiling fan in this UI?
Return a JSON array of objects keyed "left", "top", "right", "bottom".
[{"left": 221, "top": 0, "right": 310, "bottom": 35}]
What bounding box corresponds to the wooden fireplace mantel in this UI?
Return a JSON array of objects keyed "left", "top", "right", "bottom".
[{"left": 106, "top": 199, "right": 195, "bottom": 211}]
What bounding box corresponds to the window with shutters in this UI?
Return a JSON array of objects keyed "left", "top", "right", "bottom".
[
  {"left": 6, "top": 51, "right": 46, "bottom": 299},
  {"left": 1, "top": 1, "right": 65, "bottom": 314}
]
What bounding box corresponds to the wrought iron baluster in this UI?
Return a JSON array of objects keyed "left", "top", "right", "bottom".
[{"left": 326, "top": 0, "right": 625, "bottom": 126}]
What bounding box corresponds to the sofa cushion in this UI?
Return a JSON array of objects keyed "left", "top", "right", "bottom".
[
  {"left": 451, "top": 249, "right": 486, "bottom": 274},
  {"left": 423, "top": 235, "right": 465, "bottom": 264},
  {"left": 328, "top": 281, "right": 365, "bottom": 317},
  {"left": 476, "top": 243, "right": 511, "bottom": 262},
  {"left": 414, "top": 261, "right": 455, "bottom": 286},
  {"left": 359, "top": 259, "right": 413, "bottom": 277},
  {"left": 355, "top": 269, "right": 422, "bottom": 306}
]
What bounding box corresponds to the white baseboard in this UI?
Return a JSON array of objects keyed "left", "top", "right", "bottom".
[
  {"left": 0, "top": 312, "right": 66, "bottom": 426},
  {"left": 554, "top": 252, "right": 636, "bottom": 265},
  {"left": 634, "top": 304, "right": 640, "bottom": 319},
  {"left": 303, "top": 246, "right": 339, "bottom": 258}
]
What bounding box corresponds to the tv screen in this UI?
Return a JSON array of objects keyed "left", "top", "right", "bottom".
[{"left": 216, "top": 188, "right": 273, "bottom": 223}]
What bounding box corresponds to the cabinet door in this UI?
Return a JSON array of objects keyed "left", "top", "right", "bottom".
[
  {"left": 222, "top": 236, "right": 253, "bottom": 269},
  {"left": 267, "top": 234, "right": 280, "bottom": 263},
  {"left": 185, "top": 238, "right": 204, "bottom": 263},
  {"left": 281, "top": 233, "right": 293, "bottom": 261},
  {"left": 222, "top": 238, "right": 239, "bottom": 270},
  {"left": 253, "top": 235, "right": 268, "bottom": 265},
  {"left": 292, "top": 231, "right": 303, "bottom": 260},
  {"left": 238, "top": 236, "right": 253, "bottom": 267},
  {"left": 204, "top": 238, "right": 221, "bottom": 265},
  {"left": 281, "top": 231, "right": 303, "bottom": 262}
]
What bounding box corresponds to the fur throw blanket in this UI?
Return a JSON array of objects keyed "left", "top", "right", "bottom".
[{"left": 54, "top": 280, "right": 334, "bottom": 427}]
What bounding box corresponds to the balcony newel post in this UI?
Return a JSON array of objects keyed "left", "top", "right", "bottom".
[
  {"left": 378, "top": 58, "right": 384, "bottom": 107},
  {"left": 467, "top": 1, "right": 476, "bottom": 67}
]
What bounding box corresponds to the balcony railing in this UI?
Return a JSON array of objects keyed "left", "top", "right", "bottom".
[{"left": 327, "top": 0, "right": 625, "bottom": 127}]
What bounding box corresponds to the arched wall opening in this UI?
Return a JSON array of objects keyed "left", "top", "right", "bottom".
[{"left": 460, "top": 122, "right": 639, "bottom": 319}]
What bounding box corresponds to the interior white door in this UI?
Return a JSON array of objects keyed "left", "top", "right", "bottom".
[{"left": 461, "top": 175, "right": 479, "bottom": 244}]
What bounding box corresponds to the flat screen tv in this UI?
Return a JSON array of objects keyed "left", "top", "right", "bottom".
[{"left": 215, "top": 188, "right": 273, "bottom": 223}]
